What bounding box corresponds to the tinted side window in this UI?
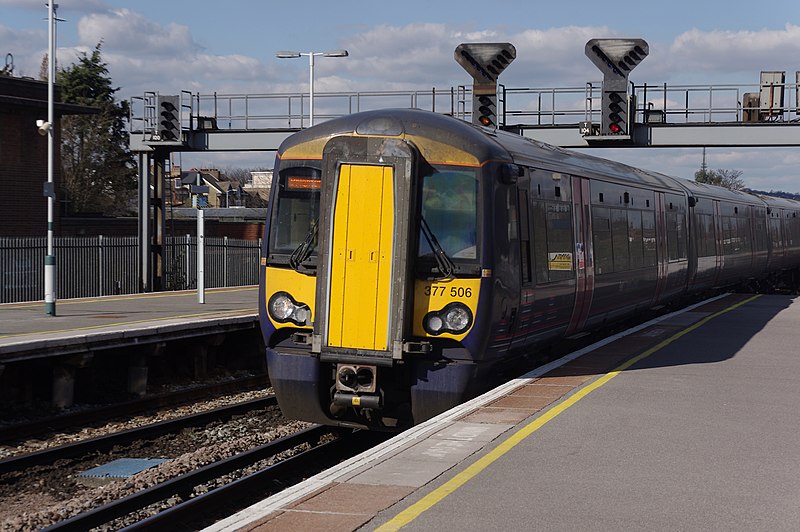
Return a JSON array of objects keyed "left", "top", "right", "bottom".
[
  {"left": 592, "top": 206, "right": 613, "bottom": 275},
  {"left": 611, "top": 208, "right": 629, "bottom": 271},
  {"left": 532, "top": 200, "right": 575, "bottom": 283},
  {"left": 642, "top": 211, "right": 657, "bottom": 267},
  {"left": 628, "top": 209, "right": 643, "bottom": 270}
]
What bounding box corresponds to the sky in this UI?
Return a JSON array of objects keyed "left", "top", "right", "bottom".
[{"left": 2, "top": 0, "right": 800, "bottom": 191}]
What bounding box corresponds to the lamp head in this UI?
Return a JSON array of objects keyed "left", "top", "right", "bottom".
[{"left": 36, "top": 119, "right": 51, "bottom": 136}]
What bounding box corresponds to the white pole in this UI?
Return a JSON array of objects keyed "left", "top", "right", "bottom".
[
  {"left": 44, "top": 1, "right": 56, "bottom": 316},
  {"left": 197, "top": 208, "right": 205, "bottom": 304},
  {"left": 308, "top": 52, "right": 315, "bottom": 126}
]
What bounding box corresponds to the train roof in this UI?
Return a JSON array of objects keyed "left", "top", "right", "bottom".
[
  {"left": 758, "top": 194, "right": 800, "bottom": 210},
  {"left": 277, "top": 109, "right": 790, "bottom": 210},
  {"left": 491, "top": 127, "right": 777, "bottom": 207},
  {"left": 490, "top": 127, "right": 686, "bottom": 192},
  {"left": 276, "top": 108, "right": 511, "bottom": 165},
  {"left": 677, "top": 179, "right": 765, "bottom": 205}
]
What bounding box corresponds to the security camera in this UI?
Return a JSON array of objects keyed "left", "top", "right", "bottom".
[{"left": 36, "top": 119, "right": 51, "bottom": 136}]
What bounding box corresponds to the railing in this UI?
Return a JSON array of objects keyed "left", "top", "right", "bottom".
[
  {"left": 503, "top": 84, "right": 600, "bottom": 126},
  {"left": 503, "top": 82, "right": 800, "bottom": 126},
  {"left": 130, "top": 80, "right": 800, "bottom": 136},
  {"left": 188, "top": 88, "right": 473, "bottom": 130},
  {"left": 0, "top": 236, "right": 261, "bottom": 304},
  {"left": 131, "top": 87, "right": 473, "bottom": 135}
]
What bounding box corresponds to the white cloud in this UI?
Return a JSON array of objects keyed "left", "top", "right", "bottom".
[
  {"left": 668, "top": 24, "right": 800, "bottom": 77},
  {"left": 0, "top": 24, "right": 47, "bottom": 77},
  {"left": 332, "top": 24, "right": 618, "bottom": 89},
  {"left": 77, "top": 8, "right": 198, "bottom": 57},
  {"left": 509, "top": 25, "right": 618, "bottom": 84}
]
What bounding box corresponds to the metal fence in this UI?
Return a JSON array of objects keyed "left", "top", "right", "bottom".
[{"left": 0, "top": 236, "right": 261, "bottom": 304}]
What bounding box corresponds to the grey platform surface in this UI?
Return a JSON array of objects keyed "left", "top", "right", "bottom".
[
  {"left": 209, "top": 294, "right": 800, "bottom": 531},
  {"left": 0, "top": 286, "right": 258, "bottom": 361},
  {"left": 383, "top": 294, "right": 800, "bottom": 531}
]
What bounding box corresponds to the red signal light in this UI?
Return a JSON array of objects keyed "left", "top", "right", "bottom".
[{"left": 609, "top": 123, "right": 622, "bottom": 134}]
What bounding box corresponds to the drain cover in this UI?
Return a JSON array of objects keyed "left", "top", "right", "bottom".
[{"left": 78, "top": 458, "right": 168, "bottom": 479}]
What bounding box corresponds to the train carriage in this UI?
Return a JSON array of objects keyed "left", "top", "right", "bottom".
[
  {"left": 259, "top": 108, "right": 800, "bottom": 430},
  {"left": 761, "top": 195, "right": 800, "bottom": 273}
]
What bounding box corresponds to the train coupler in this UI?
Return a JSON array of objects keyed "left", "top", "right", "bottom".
[
  {"left": 290, "top": 332, "right": 313, "bottom": 345},
  {"left": 332, "top": 391, "right": 381, "bottom": 410},
  {"left": 403, "top": 341, "right": 432, "bottom": 354}
]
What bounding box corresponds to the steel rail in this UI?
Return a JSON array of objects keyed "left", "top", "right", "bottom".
[
  {"left": 41, "top": 425, "right": 332, "bottom": 532},
  {"left": 122, "top": 429, "right": 387, "bottom": 531},
  {"left": 0, "top": 374, "right": 269, "bottom": 442},
  {"left": 0, "top": 395, "right": 277, "bottom": 475}
]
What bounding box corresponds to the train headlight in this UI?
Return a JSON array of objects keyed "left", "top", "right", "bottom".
[
  {"left": 426, "top": 315, "right": 444, "bottom": 333},
  {"left": 423, "top": 302, "right": 473, "bottom": 336},
  {"left": 444, "top": 305, "right": 471, "bottom": 331},
  {"left": 268, "top": 292, "right": 311, "bottom": 326}
]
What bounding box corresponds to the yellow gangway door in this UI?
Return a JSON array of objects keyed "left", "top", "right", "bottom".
[{"left": 328, "top": 164, "right": 394, "bottom": 350}]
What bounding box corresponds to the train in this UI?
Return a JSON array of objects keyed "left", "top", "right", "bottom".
[{"left": 258, "top": 107, "right": 800, "bottom": 430}]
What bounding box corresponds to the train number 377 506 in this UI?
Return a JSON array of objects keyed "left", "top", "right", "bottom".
[{"left": 425, "top": 285, "right": 473, "bottom": 298}]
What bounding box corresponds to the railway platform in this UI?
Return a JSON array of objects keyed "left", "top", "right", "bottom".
[
  {"left": 0, "top": 286, "right": 258, "bottom": 362},
  {"left": 209, "top": 292, "right": 800, "bottom": 531},
  {"left": 0, "top": 287, "right": 259, "bottom": 407}
]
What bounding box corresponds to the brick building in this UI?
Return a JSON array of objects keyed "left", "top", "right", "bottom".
[{"left": 0, "top": 74, "right": 95, "bottom": 237}]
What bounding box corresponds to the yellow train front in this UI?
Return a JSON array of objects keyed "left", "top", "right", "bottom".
[{"left": 259, "top": 108, "right": 517, "bottom": 429}]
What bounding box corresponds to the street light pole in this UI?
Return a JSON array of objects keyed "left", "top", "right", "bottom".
[
  {"left": 308, "top": 52, "right": 315, "bottom": 126},
  {"left": 275, "top": 49, "right": 348, "bottom": 127},
  {"left": 44, "top": 1, "right": 56, "bottom": 316}
]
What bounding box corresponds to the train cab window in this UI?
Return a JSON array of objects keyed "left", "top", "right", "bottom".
[
  {"left": 417, "top": 168, "right": 478, "bottom": 270},
  {"left": 267, "top": 167, "right": 322, "bottom": 267}
]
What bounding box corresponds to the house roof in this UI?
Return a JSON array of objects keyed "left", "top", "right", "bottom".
[{"left": 179, "top": 171, "right": 225, "bottom": 193}]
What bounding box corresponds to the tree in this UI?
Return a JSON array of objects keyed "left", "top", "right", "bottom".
[
  {"left": 57, "top": 43, "right": 137, "bottom": 215},
  {"left": 715, "top": 169, "right": 746, "bottom": 191},
  {"left": 695, "top": 168, "right": 745, "bottom": 191}
]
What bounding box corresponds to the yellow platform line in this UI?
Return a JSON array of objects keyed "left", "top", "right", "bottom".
[
  {"left": 377, "top": 294, "right": 761, "bottom": 531},
  {"left": 0, "top": 308, "right": 258, "bottom": 339}
]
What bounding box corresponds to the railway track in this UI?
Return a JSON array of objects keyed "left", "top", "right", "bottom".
[
  {"left": 0, "top": 374, "right": 269, "bottom": 442},
  {"left": 42, "top": 426, "right": 387, "bottom": 531},
  {"left": 0, "top": 395, "right": 277, "bottom": 475}
]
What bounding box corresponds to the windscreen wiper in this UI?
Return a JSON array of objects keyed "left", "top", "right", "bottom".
[
  {"left": 419, "top": 215, "right": 455, "bottom": 279},
  {"left": 289, "top": 218, "right": 318, "bottom": 273}
]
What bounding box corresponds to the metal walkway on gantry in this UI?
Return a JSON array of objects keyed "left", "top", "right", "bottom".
[{"left": 129, "top": 76, "right": 800, "bottom": 154}]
